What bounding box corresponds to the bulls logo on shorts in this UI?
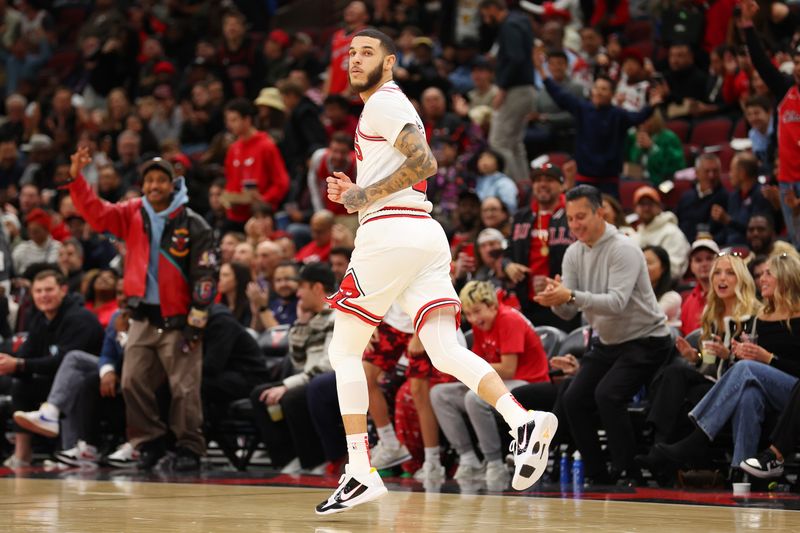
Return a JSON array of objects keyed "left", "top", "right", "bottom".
[{"left": 326, "top": 270, "right": 382, "bottom": 326}]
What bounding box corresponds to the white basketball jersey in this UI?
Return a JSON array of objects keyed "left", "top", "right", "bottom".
[{"left": 354, "top": 81, "right": 433, "bottom": 218}]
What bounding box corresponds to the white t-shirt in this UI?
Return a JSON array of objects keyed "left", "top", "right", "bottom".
[{"left": 354, "top": 81, "right": 433, "bottom": 218}]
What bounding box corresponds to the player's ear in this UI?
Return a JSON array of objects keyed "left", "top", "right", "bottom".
[{"left": 384, "top": 53, "right": 396, "bottom": 72}]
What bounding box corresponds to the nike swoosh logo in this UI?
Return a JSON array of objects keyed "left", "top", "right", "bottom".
[
  {"left": 518, "top": 425, "right": 530, "bottom": 453},
  {"left": 39, "top": 415, "right": 58, "bottom": 423},
  {"left": 339, "top": 483, "right": 365, "bottom": 501}
]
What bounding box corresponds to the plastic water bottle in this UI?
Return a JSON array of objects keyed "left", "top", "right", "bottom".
[
  {"left": 572, "top": 451, "right": 584, "bottom": 489},
  {"left": 560, "top": 452, "right": 571, "bottom": 486}
]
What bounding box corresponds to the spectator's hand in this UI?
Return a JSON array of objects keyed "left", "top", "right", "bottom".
[
  {"left": 761, "top": 184, "right": 780, "bottom": 208},
  {"left": 452, "top": 94, "right": 470, "bottom": 117},
  {"left": 327, "top": 172, "right": 364, "bottom": 214},
  {"left": 504, "top": 262, "right": 530, "bottom": 284},
  {"left": 785, "top": 188, "right": 800, "bottom": 214},
  {"left": 710, "top": 204, "right": 731, "bottom": 224},
  {"left": 550, "top": 354, "right": 579, "bottom": 376},
  {"left": 704, "top": 336, "right": 729, "bottom": 359},
  {"left": 675, "top": 336, "right": 699, "bottom": 363},
  {"left": 739, "top": 0, "right": 759, "bottom": 24},
  {"left": 491, "top": 89, "right": 506, "bottom": 110},
  {"left": 407, "top": 333, "right": 425, "bottom": 357},
  {"left": 260, "top": 385, "right": 288, "bottom": 405},
  {"left": 596, "top": 53, "right": 610, "bottom": 67},
  {"left": 648, "top": 85, "right": 665, "bottom": 106},
  {"left": 562, "top": 159, "right": 577, "bottom": 188},
  {"left": 247, "top": 281, "right": 269, "bottom": 310},
  {"left": 69, "top": 146, "right": 92, "bottom": 180},
  {"left": 4, "top": 202, "right": 17, "bottom": 215},
  {"left": 100, "top": 371, "right": 118, "bottom": 398},
  {"left": 454, "top": 252, "right": 476, "bottom": 278},
  {"left": 533, "top": 48, "right": 546, "bottom": 73},
  {"left": 731, "top": 339, "right": 770, "bottom": 362},
  {"left": 0, "top": 354, "right": 18, "bottom": 375},
  {"left": 636, "top": 130, "right": 653, "bottom": 150},
  {"left": 532, "top": 274, "right": 572, "bottom": 307}
]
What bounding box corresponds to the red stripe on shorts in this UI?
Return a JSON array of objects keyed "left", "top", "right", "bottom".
[{"left": 414, "top": 298, "right": 462, "bottom": 332}]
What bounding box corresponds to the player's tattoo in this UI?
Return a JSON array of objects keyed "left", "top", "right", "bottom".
[{"left": 341, "top": 123, "right": 437, "bottom": 211}]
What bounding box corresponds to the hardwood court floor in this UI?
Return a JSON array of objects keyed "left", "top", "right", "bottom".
[{"left": 1, "top": 477, "right": 800, "bottom": 533}]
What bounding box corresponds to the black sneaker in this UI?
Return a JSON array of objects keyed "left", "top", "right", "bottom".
[
  {"left": 173, "top": 447, "right": 201, "bottom": 472},
  {"left": 740, "top": 449, "right": 784, "bottom": 479},
  {"left": 136, "top": 440, "right": 166, "bottom": 471}
]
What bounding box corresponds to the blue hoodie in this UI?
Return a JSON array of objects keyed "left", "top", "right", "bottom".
[{"left": 141, "top": 177, "right": 189, "bottom": 305}]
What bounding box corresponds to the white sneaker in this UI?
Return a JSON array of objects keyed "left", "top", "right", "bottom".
[
  {"left": 315, "top": 465, "right": 388, "bottom": 515},
  {"left": 3, "top": 455, "right": 30, "bottom": 468},
  {"left": 280, "top": 457, "right": 302, "bottom": 474},
  {"left": 370, "top": 441, "right": 412, "bottom": 469},
  {"left": 413, "top": 460, "right": 445, "bottom": 482},
  {"left": 453, "top": 461, "right": 485, "bottom": 481},
  {"left": 13, "top": 408, "right": 59, "bottom": 438},
  {"left": 56, "top": 441, "right": 99, "bottom": 467},
  {"left": 509, "top": 411, "right": 558, "bottom": 490},
  {"left": 485, "top": 460, "right": 510, "bottom": 491},
  {"left": 106, "top": 442, "right": 140, "bottom": 468}
]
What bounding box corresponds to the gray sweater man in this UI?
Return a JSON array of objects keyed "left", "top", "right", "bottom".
[{"left": 535, "top": 185, "right": 672, "bottom": 483}]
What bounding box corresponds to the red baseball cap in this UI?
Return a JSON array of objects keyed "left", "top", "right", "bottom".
[{"left": 268, "top": 29, "right": 291, "bottom": 49}]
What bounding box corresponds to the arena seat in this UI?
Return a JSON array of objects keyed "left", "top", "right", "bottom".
[
  {"left": 688, "top": 118, "right": 733, "bottom": 149},
  {"left": 620, "top": 179, "right": 649, "bottom": 212},
  {"left": 665, "top": 120, "right": 691, "bottom": 143},
  {"left": 534, "top": 325, "right": 567, "bottom": 358}
]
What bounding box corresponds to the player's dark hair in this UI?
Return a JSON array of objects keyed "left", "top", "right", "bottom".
[
  {"left": 33, "top": 268, "right": 66, "bottom": 286},
  {"left": 353, "top": 28, "right": 397, "bottom": 56},
  {"left": 547, "top": 49, "right": 568, "bottom": 62},
  {"left": 330, "top": 246, "right": 354, "bottom": 261},
  {"left": 566, "top": 185, "right": 603, "bottom": 211},
  {"left": 744, "top": 95, "right": 772, "bottom": 112}
]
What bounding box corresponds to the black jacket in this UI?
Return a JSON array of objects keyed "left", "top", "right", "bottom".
[
  {"left": 202, "top": 304, "right": 269, "bottom": 383},
  {"left": 505, "top": 201, "right": 574, "bottom": 304},
  {"left": 494, "top": 11, "right": 534, "bottom": 89},
  {"left": 675, "top": 184, "right": 728, "bottom": 243},
  {"left": 16, "top": 294, "right": 104, "bottom": 377}
]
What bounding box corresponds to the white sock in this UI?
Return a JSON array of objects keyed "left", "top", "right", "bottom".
[
  {"left": 424, "top": 446, "right": 440, "bottom": 464},
  {"left": 376, "top": 424, "right": 400, "bottom": 449},
  {"left": 460, "top": 450, "right": 480, "bottom": 467},
  {"left": 41, "top": 402, "right": 59, "bottom": 420},
  {"left": 495, "top": 393, "right": 533, "bottom": 429},
  {"left": 346, "top": 433, "right": 372, "bottom": 475}
]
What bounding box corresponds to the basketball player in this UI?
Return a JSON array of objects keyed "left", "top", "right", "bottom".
[{"left": 315, "top": 28, "right": 557, "bottom": 515}]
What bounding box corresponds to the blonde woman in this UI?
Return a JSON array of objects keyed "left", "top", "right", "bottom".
[
  {"left": 637, "top": 253, "right": 758, "bottom": 473},
  {"left": 650, "top": 253, "right": 800, "bottom": 473}
]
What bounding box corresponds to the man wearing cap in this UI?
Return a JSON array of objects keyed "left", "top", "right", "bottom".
[
  {"left": 479, "top": 0, "right": 536, "bottom": 183},
  {"left": 633, "top": 186, "right": 690, "bottom": 279},
  {"left": 680, "top": 238, "right": 719, "bottom": 336},
  {"left": 740, "top": 0, "right": 800, "bottom": 247},
  {"left": 66, "top": 147, "right": 216, "bottom": 471},
  {"left": 504, "top": 161, "right": 578, "bottom": 330},
  {"left": 13, "top": 208, "right": 61, "bottom": 275}
]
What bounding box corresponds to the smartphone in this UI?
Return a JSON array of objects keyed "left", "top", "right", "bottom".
[{"left": 462, "top": 243, "right": 475, "bottom": 258}]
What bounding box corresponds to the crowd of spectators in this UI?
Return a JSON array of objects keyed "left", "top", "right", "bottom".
[{"left": 0, "top": 0, "right": 798, "bottom": 489}]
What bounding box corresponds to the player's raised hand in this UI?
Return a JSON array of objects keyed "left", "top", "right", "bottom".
[{"left": 69, "top": 146, "right": 92, "bottom": 180}]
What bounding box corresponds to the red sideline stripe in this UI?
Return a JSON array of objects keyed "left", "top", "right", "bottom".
[
  {"left": 356, "top": 125, "right": 385, "bottom": 142},
  {"left": 414, "top": 298, "right": 462, "bottom": 332},
  {"left": 363, "top": 214, "right": 429, "bottom": 225}
]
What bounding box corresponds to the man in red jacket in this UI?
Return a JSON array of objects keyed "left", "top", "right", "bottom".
[
  {"left": 66, "top": 147, "right": 216, "bottom": 472},
  {"left": 223, "top": 98, "right": 289, "bottom": 230}
]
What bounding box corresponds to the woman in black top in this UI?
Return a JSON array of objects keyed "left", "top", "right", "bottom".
[{"left": 650, "top": 253, "right": 800, "bottom": 471}]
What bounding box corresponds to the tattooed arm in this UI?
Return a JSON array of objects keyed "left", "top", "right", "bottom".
[{"left": 337, "top": 123, "right": 437, "bottom": 212}]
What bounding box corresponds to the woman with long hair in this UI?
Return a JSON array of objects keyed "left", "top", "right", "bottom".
[
  {"left": 642, "top": 245, "right": 682, "bottom": 327},
  {"left": 217, "top": 262, "right": 253, "bottom": 327},
  {"left": 645, "top": 253, "right": 800, "bottom": 476},
  {"left": 637, "top": 254, "right": 759, "bottom": 471},
  {"left": 84, "top": 268, "right": 121, "bottom": 328}
]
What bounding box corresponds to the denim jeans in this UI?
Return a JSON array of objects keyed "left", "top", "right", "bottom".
[
  {"left": 779, "top": 182, "right": 800, "bottom": 247},
  {"left": 689, "top": 360, "right": 798, "bottom": 465},
  {"left": 48, "top": 350, "right": 100, "bottom": 450}
]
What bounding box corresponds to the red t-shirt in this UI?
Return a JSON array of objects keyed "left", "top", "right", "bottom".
[
  {"left": 295, "top": 240, "right": 332, "bottom": 264},
  {"left": 680, "top": 283, "right": 707, "bottom": 336},
  {"left": 778, "top": 86, "right": 800, "bottom": 184},
  {"left": 472, "top": 304, "right": 550, "bottom": 383}
]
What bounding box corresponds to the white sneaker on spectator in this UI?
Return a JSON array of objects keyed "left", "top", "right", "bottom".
[
  {"left": 280, "top": 457, "right": 302, "bottom": 474},
  {"left": 13, "top": 407, "right": 59, "bottom": 438},
  {"left": 3, "top": 455, "right": 30, "bottom": 468},
  {"left": 370, "top": 441, "right": 412, "bottom": 469},
  {"left": 106, "top": 442, "right": 140, "bottom": 468},
  {"left": 56, "top": 441, "right": 99, "bottom": 468},
  {"left": 453, "top": 461, "right": 485, "bottom": 481},
  {"left": 413, "top": 460, "right": 445, "bottom": 482},
  {"left": 485, "top": 460, "right": 510, "bottom": 491},
  {"left": 315, "top": 465, "right": 388, "bottom": 515}
]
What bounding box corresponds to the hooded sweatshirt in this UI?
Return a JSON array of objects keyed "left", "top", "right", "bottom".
[
  {"left": 634, "top": 210, "right": 691, "bottom": 279},
  {"left": 554, "top": 222, "right": 669, "bottom": 345},
  {"left": 141, "top": 177, "right": 189, "bottom": 305}
]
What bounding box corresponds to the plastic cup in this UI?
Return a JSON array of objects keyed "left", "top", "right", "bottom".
[
  {"left": 732, "top": 482, "right": 751, "bottom": 496},
  {"left": 701, "top": 340, "right": 716, "bottom": 365}
]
